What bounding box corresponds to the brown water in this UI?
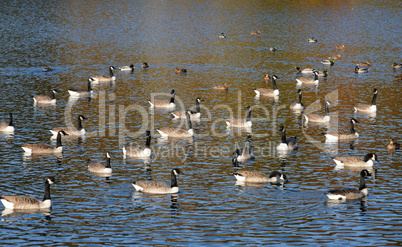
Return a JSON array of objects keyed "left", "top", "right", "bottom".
[{"left": 0, "top": 0, "right": 401, "bottom": 245}]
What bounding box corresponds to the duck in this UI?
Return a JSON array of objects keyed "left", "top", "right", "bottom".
[
  {"left": 142, "top": 62, "right": 149, "bottom": 68},
  {"left": 175, "top": 68, "right": 187, "bottom": 74},
  {"left": 254, "top": 75, "right": 280, "bottom": 97},
  {"left": 250, "top": 30, "right": 261, "bottom": 35},
  {"left": 296, "top": 71, "right": 319, "bottom": 86},
  {"left": 89, "top": 66, "right": 116, "bottom": 83},
  {"left": 290, "top": 89, "right": 305, "bottom": 111},
  {"left": 0, "top": 113, "right": 15, "bottom": 133},
  {"left": 387, "top": 138, "right": 400, "bottom": 150},
  {"left": 316, "top": 69, "right": 328, "bottom": 77},
  {"left": 213, "top": 83, "right": 228, "bottom": 90},
  {"left": 304, "top": 100, "right": 331, "bottom": 123},
  {"left": 225, "top": 106, "right": 252, "bottom": 128},
  {"left": 50, "top": 115, "right": 87, "bottom": 139},
  {"left": 263, "top": 73, "right": 270, "bottom": 81},
  {"left": 234, "top": 170, "right": 287, "bottom": 183},
  {"left": 336, "top": 45, "right": 345, "bottom": 50},
  {"left": 88, "top": 152, "right": 112, "bottom": 175},
  {"left": 295, "top": 66, "right": 316, "bottom": 74},
  {"left": 132, "top": 168, "right": 182, "bottom": 194},
  {"left": 33, "top": 89, "right": 58, "bottom": 105},
  {"left": 157, "top": 111, "right": 194, "bottom": 138},
  {"left": 43, "top": 67, "right": 53, "bottom": 72},
  {"left": 394, "top": 74, "right": 402, "bottom": 81},
  {"left": 328, "top": 54, "right": 341, "bottom": 60},
  {"left": 321, "top": 58, "right": 334, "bottom": 65},
  {"left": 277, "top": 126, "right": 298, "bottom": 151},
  {"left": 325, "top": 169, "right": 371, "bottom": 200},
  {"left": 148, "top": 90, "right": 176, "bottom": 109},
  {"left": 171, "top": 97, "right": 204, "bottom": 120},
  {"left": 21, "top": 130, "right": 68, "bottom": 155},
  {"left": 356, "top": 61, "right": 371, "bottom": 67},
  {"left": 270, "top": 46, "right": 277, "bottom": 51},
  {"left": 68, "top": 79, "right": 93, "bottom": 97},
  {"left": 308, "top": 37, "right": 317, "bottom": 43},
  {"left": 392, "top": 63, "right": 402, "bottom": 69},
  {"left": 333, "top": 153, "right": 379, "bottom": 168},
  {"left": 325, "top": 118, "right": 359, "bottom": 141},
  {"left": 355, "top": 66, "right": 369, "bottom": 73},
  {"left": 122, "top": 130, "right": 152, "bottom": 159},
  {"left": 232, "top": 142, "right": 255, "bottom": 164},
  {"left": 353, "top": 88, "right": 378, "bottom": 113},
  {"left": 1, "top": 177, "right": 56, "bottom": 210},
  {"left": 219, "top": 32, "right": 226, "bottom": 39},
  {"left": 119, "top": 64, "right": 135, "bottom": 71}
]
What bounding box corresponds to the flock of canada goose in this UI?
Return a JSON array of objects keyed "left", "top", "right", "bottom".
[{"left": 0, "top": 34, "right": 401, "bottom": 212}]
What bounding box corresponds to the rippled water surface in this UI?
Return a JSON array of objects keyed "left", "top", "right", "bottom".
[{"left": 0, "top": 0, "right": 401, "bottom": 246}]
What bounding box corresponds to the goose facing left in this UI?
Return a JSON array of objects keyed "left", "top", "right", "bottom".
[
  {"left": 33, "top": 89, "right": 58, "bottom": 105},
  {"left": 21, "top": 130, "right": 68, "bottom": 155},
  {"left": 132, "top": 168, "right": 182, "bottom": 194},
  {"left": 0, "top": 113, "right": 15, "bottom": 133},
  {"left": 88, "top": 152, "right": 112, "bottom": 175},
  {"left": 232, "top": 142, "right": 255, "bottom": 164},
  {"left": 326, "top": 169, "right": 371, "bottom": 200},
  {"left": 50, "top": 115, "right": 87, "bottom": 139},
  {"left": 353, "top": 88, "right": 378, "bottom": 113},
  {"left": 1, "top": 177, "right": 56, "bottom": 209},
  {"left": 89, "top": 66, "right": 116, "bottom": 83}
]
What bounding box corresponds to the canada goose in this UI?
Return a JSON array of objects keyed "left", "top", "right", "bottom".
[
  {"left": 213, "top": 83, "right": 228, "bottom": 90},
  {"left": 33, "top": 89, "right": 58, "bottom": 105},
  {"left": 321, "top": 59, "right": 334, "bottom": 65},
  {"left": 316, "top": 70, "right": 328, "bottom": 77},
  {"left": 88, "top": 152, "right": 112, "bottom": 175},
  {"left": 304, "top": 100, "right": 331, "bottom": 123},
  {"left": 232, "top": 143, "right": 255, "bottom": 164},
  {"left": 219, "top": 32, "right": 226, "bottom": 39},
  {"left": 356, "top": 61, "right": 371, "bottom": 67},
  {"left": 328, "top": 54, "right": 342, "bottom": 60},
  {"left": 1, "top": 177, "right": 56, "bottom": 210},
  {"left": 148, "top": 90, "right": 176, "bottom": 109},
  {"left": 171, "top": 97, "right": 204, "bottom": 120},
  {"left": 336, "top": 45, "right": 345, "bottom": 50},
  {"left": 254, "top": 75, "right": 280, "bottom": 97},
  {"left": 296, "top": 71, "right": 319, "bottom": 86},
  {"left": 333, "top": 153, "right": 379, "bottom": 167},
  {"left": 290, "top": 89, "right": 305, "bottom": 111},
  {"left": 295, "top": 66, "right": 316, "bottom": 74},
  {"left": 277, "top": 126, "right": 298, "bottom": 151},
  {"left": 21, "top": 130, "right": 68, "bottom": 155},
  {"left": 50, "top": 115, "right": 87, "bottom": 139},
  {"left": 142, "top": 62, "right": 149, "bottom": 68},
  {"left": 43, "top": 67, "right": 53, "bottom": 72},
  {"left": 175, "top": 68, "right": 187, "bottom": 74},
  {"left": 392, "top": 63, "right": 402, "bottom": 69},
  {"left": 0, "top": 113, "right": 15, "bottom": 133},
  {"left": 353, "top": 88, "right": 377, "bottom": 113},
  {"left": 355, "top": 66, "right": 369, "bottom": 73},
  {"left": 122, "top": 130, "right": 152, "bottom": 159},
  {"left": 234, "top": 170, "right": 286, "bottom": 183},
  {"left": 68, "top": 79, "right": 93, "bottom": 97},
  {"left": 119, "top": 64, "right": 135, "bottom": 71},
  {"left": 250, "top": 30, "right": 261, "bottom": 35},
  {"left": 225, "top": 106, "right": 252, "bottom": 127},
  {"left": 325, "top": 118, "right": 360, "bottom": 141},
  {"left": 387, "top": 138, "right": 400, "bottom": 150},
  {"left": 89, "top": 66, "right": 116, "bottom": 83},
  {"left": 132, "top": 168, "right": 182, "bottom": 194},
  {"left": 325, "top": 169, "right": 371, "bottom": 200},
  {"left": 308, "top": 37, "right": 317, "bottom": 42},
  {"left": 270, "top": 46, "right": 277, "bottom": 51},
  {"left": 157, "top": 111, "right": 194, "bottom": 138}
]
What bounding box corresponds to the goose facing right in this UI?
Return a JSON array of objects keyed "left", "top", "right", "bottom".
[
  {"left": 254, "top": 75, "right": 280, "bottom": 97},
  {"left": 353, "top": 88, "right": 378, "bottom": 113},
  {"left": 234, "top": 170, "right": 287, "bottom": 183},
  {"left": 290, "top": 89, "right": 305, "bottom": 111},
  {"left": 304, "top": 100, "right": 331, "bottom": 123},
  {"left": 132, "top": 168, "right": 182, "bottom": 194},
  {"left": 0, "top": 113, "right": 15, "bottom": 133},
  {"left": 171, "top": 97, "right": 204, "bottom": 120},
  {"left": 225, "top": 106, "right": 252, "bottom": 127},
  {"left": 157, "top": 111, "right": 194, "bottom": 138},
  {"left": 148, "top": 90, "right": 176, "bottom": 109},
  {"left": 387, "top": 138, "right": 400, "bottom": 150},
  {"left": 326, "top": 169, "right": 371, "bottom": 200},
  {"left": 119, "top": 64, "right": 135, "bottom": 71},
  {"left": 33, "top": 89, "right": 58, "bottom": 105},
  {"left": 89, "top": 66, "right": 116, "bottom": 83},
  {"left": 88, "top": 152, "right": 112, "bottom": 175},
  {"left": 122, "top": 130, "right": 152, "bottom": 159},
  {"left": 325, "top": 118, "right": 359, "bottom": 141},
  {"left": 21, "top": 130, "right": 68, "bottom": 155},
  {"left": 277, "top": 126, "right": 298, "bottom": 151},
  {"left": 333, "top": 153, "right": 379, "bottom": 168},
  {"left": 50, "top": 115, "right": 87, "bottom": 139},
  {"left": 68, "top": 79, "right": 93, "bottom": 97},
  {"left": 296, "top": 71, "right": 319, "bottom": 86},
  {"left": 1, "top": 177, "right": 56, "bottom": 210}
]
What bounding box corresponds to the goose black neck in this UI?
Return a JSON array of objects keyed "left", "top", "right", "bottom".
[
  {"left": 170, "top": 96, "right": 175, "bottom": 104},
  {"left": 43, "top": 181, "right": 51, "bottom": 201},
  {"left": 170, "top": 170, "right": 178, "bottom": 188},
  {"left": 281, "top": 130, "right": 287, "bottom": 143},
  {"left": 350, "top": 121, "right": 356, "bottom": 134},
  {"left": 186, "top": 114, "right": 193, "bottom": 130},
  {"left": 371, "top": 93, "right": 377, "bottom": 106},
  {"left": 105, "top": 157, "right": 111, "bottom": 168},
  {"left": 145, "top": 134, "right": 151, "bottom": 148},
  {"left": 109, "top": 67, "right": 114, "bottom": 77},
  {"left": 195, "top": 99, "right": 201, "bottom": 113},
  {"left": 77, "top": 117, "right": 83, "bottom": 131},
  {"left": 51, "top": 91, "right": 56, "bottom": 100},
  {"left": 298, "top": 93, "right": 303, "bottom": 104},
  {"left": 8, "top": 113, "right": 13, "bottom": 126},
  {"left": 56, "top": 132, "right": 63, "bottom": 148},
  {"left": 324, "top": 103, "right": 329, "bottom": 116},
  {"left": 272, "top": 78, "right": 278, "bottom": 90},
  {"left": 87, "top": 80, "right": 92, "bottom": 91},
  {"left": 246, "top": 109, "right": 252, "bottom": 122},
  {"left": 314, "top": 73, "right": 318, "bottom": 80},
  {"left": 359, "top": 176, "right": 366, "bottom": 191}
]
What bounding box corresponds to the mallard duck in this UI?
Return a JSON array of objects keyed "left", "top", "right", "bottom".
[
  {"left": 356, "top": 61, "right": 371, "bottom": 67},
  {"left": 142, "top": 62, "right": 149, "bottom": 68},
  {"left": 295, "top": 66, "right": 316, "bottom": 74},
  {"left": 355, "top": 66, "right": 369, "bottom": 73},
  {"left": 119, "top": 64, "right": 135, "bottom": 71},
  {"left": 394, "top": 74, "right": 402, "bottom": 80},
  {"left": 316, "top": 69, "right": 328, "bottom": 77},
  {"left": 387, "top": 138, "right": 400, "bottom": 150},
  {"left": 213, "top": 83, "right": 228, "bottom": 90},
  {"left": 43, "top": 67, "right": 53, "bottom": 72},
  {"left": 175, "top": 68, "right": 187, "bottom": 74},
  {"left": 270, "top": 46, "right": 277, "bottom": 51},
  {"left": 336, "top": 45, "right": 345, "bottom": 50},
  {"left": 250, "top": 30, "right": 261, "bottom": 35},
  {"left": 219, "top": 32, "right": 226, "bottom": 39},
  {"left": 308, "top": 37, "right": 317, "bottom": 43},
  {"left": 321, "top": 59, "right": 334, "bottom": 65},
  {"left": 263, "top": 73, "right": 270, "bottom": 81},
  {"left": 392, "top": 62, "right": 402, "bottom": 69},
  {"left": 325, "top": 170, "right": 371, "bottom": 200}
]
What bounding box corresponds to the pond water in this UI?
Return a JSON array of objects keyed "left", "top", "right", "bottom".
[{"left": 0, "top": 0, "right": 401, "bottom": 246}]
